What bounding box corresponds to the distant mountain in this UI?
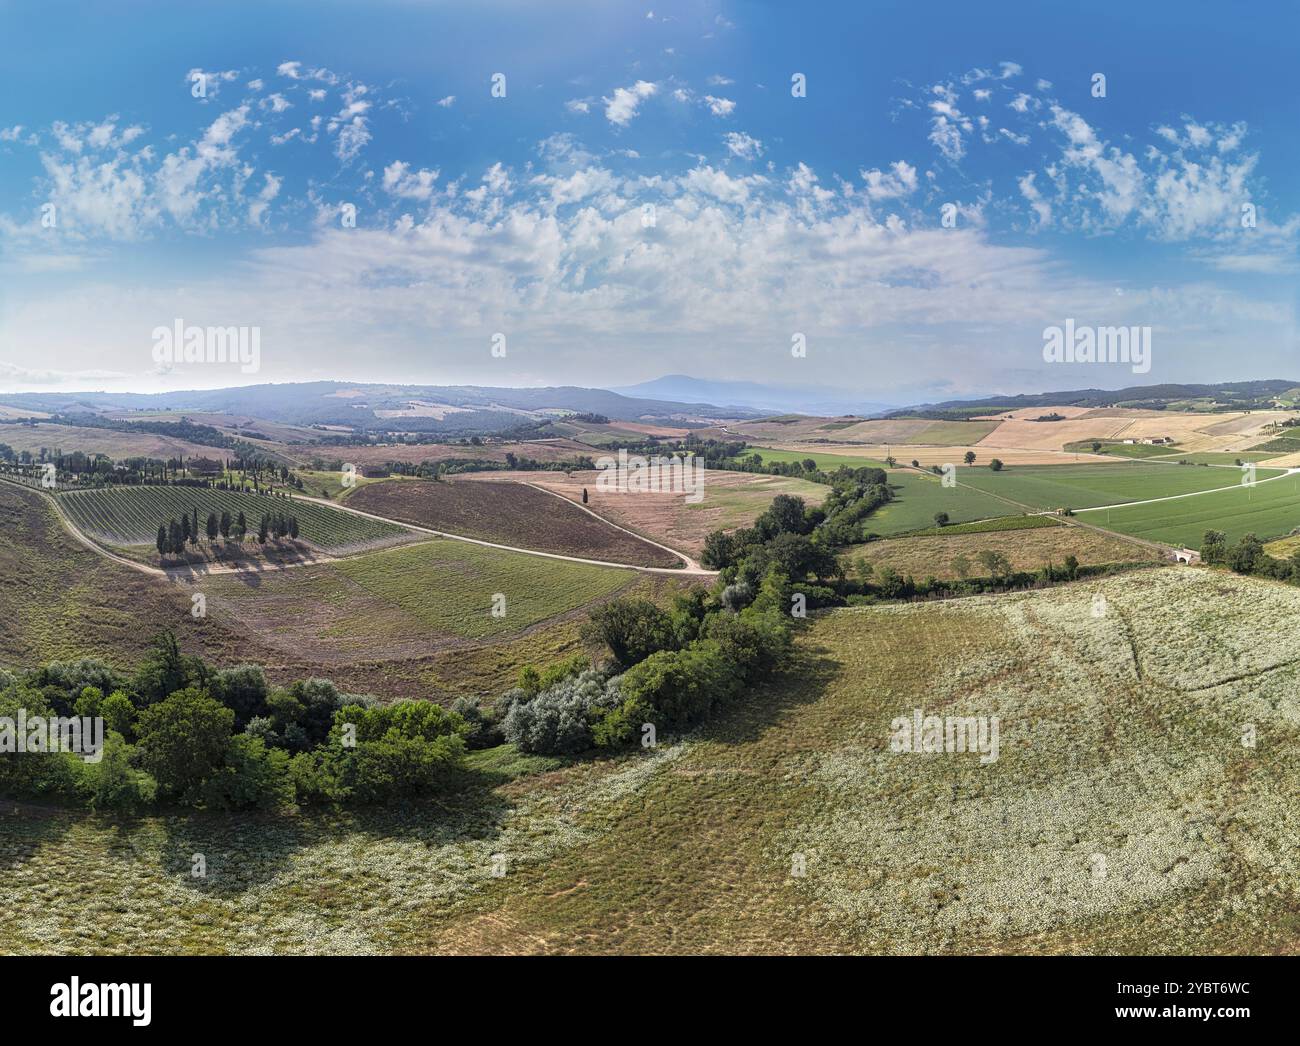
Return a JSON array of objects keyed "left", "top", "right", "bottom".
[
  {"left": 0, "top": 381, "right": 763, "bottom": 433},
  {"left": 608, "top": 375, "right": 896, "bottom": 416},
  {"left": 892, "top": 380, "right": 1300, "bottom": 418}
]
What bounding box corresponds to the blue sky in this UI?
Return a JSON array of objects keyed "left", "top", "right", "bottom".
[{"left": 0, "top": 0, "right": 1296, "bottom": 402}]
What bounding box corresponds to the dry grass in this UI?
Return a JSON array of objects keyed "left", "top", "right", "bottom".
[
  {"left": 3, "top": 569, "right": 1298, "bottom": 954},
  {"left": 844, "top": 525, "right": 1160, "bottom": 580}
]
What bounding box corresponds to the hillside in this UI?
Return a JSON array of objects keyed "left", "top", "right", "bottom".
[{"left": 4, "top": 568, "right": 1295, "bottom": 954}]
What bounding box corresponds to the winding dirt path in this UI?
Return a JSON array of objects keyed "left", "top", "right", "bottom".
[{"left": 1, "top": 476, "right": 715, "bottom": 581}]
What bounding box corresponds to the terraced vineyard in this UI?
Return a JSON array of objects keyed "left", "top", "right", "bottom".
[{"left": 56, "top": 486, "right": 412, "bottom": 553}]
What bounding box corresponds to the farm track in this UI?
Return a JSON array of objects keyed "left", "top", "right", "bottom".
[
  {"left": 0, "top": 475, "right": 714, "bottom": 583},
  {"left": 305, "top": 493, "right": 716, "bottom": 576}
]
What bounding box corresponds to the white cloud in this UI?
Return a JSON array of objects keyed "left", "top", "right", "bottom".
[
  {"left": 437, "top": 95, "right": 456, "bottom": 108},
  {"left": 248, "top": 172, "right": 281, "bottom": 225},
  {"left": 1018, "top": 171, "right": 1051, "bottom": 228},
  {"left": 704, "top": 95, "right": 736, "bottom": 117},
  {"left": 860, "top": 160, "right": 918, "bottom": 200},
  {"left": 723, "top": 131, "right": 763, "bottom": 160},
  {"left": 603, "top": 80, "right": 657, "bottom": 126},
  {"left": 382, "top": 161, "right": 439, "bottom": 200}
]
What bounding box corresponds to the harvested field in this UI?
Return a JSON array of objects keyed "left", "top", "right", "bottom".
[
  {"left": 844, "top": 525, "right": 1160, "bottom": 580},
  {"left": 345, "top": 479, "right": 683, "bottom": 568},
  {"left": 458, "top": 469, "right": 829, "bottom": 558},
  {"left": 290, "top": 438, "right": 597, "bottom": 469},
  {"left": 0, "top": 421, "right": 221, "bottom": 461},
  {"left": 760, "top": 442, "right": 1113, "bottom": 467}
]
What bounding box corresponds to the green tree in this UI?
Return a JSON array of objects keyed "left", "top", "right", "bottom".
[
  {"left": 581, "top": 599, "right": 676, "bottom": 668},
  {"left": 200, "top": 734, "right": 293, "bottom": 811},
  {"left": 933, "top": 511, "right": 950, "bottom": 527},
  {"left": 134, "top": 687, "right": 234, "bottom": 801},
  {"left": 1200, "top": 529, "right": 1228, "bottom": 565},
  {"left": 100, "top": 691, "right": 136, "bottom": 739},
  {"left": 989, "top": 458, "right": 1004, "bottom": 471},
  {"left": 964, "top": 451, "right": 976, "bottom": 466},
  {"left": 76, "top": 732, "right": 157, "bottom": 813}
]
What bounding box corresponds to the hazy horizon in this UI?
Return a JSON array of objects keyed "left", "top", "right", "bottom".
[{"left": 2, "top": 0, "right": 1297, "bottom": 401}]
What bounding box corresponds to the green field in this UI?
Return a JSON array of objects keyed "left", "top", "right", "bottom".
[
  {"left": 1063, "top": 440, "right": 1180, "bottom": 459},
  {"left": 955, "top": 462, "right": 1281, "bottom": 512},
  {"left": 905, "top": 513, "right": 1063, "bottom": 537},
  {"left": 748, "top": 446, "right": 887, "bottom": 470},
  {"left": 206, "top": 537, "right": 635, "bottom": 643},
  {"left": 57, "top": 486, "right": 409, "bottom": 553},
  {"left": 1079, "top": 470, "right": 1300, "bottom": 548},
  {"left": 863, "top": 471, "right": 1015, "bottom": 536},
  {"left": 1150, "top": 451, "right": 1276, "bottom": 465}
]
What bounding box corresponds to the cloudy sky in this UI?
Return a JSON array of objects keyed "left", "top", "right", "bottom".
[{"left": 0, "top": 0, "right": 1296, "bottom": 403}]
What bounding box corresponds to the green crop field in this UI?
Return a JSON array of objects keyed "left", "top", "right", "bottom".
[
  {"left": 1150, "top": 451, "right": 1276, "bottom": 465},
  {"left": 747, "top": 446, "right": 887, "bottom": 470},
  {"left": 57, "top": 486, "right": 409, "bottom": 553},
  {"left": 955, "top": 462, "right": 1281, "bottom": 512},
  {"left": 863, "top": 471, "right": 1015, "bottom": 536},
  {"left": 1078, "top": 470, "right": 1300, "bottom": 548},
  {"left": 1063, "top": 440, "right": 1179, "bottom": 459}
]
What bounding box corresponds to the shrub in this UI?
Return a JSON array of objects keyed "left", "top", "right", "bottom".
[{"left": 502, "top": 669, "right": 618, "bottom": 755}]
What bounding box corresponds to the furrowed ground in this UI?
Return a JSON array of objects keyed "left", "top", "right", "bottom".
[
  {"left": 344, "top": 478, "right": 682, "bottom": 567},
  {"left": 58, "top": 485, "right": 412, "bottom": 554},
  {"left": 4, "top": 568, "right": 1296, "bottom": 954},
  {"left": 460, "top": 468, "right": 829, "bottom": 558}
]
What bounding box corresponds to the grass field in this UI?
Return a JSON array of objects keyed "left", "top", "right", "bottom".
[
  {"left": 1151, "top": 451, "right": 1276, "bottom": 465},
  {"left": 955, "top": 462, "right": 1281, "bottom": 512},
  {"left": 0, "top": 483, "right": 282, "bottom": 672},
  {"left": 1062, "top": 440, "right": 1180, "bottom": 459},
  {"left": 346, "top": 479, "right": 682, "bottom": 567},
  {"left": 5, "top": 568, "right": 1296, "bottom": 954},
  {"left": 747, "top": 446, "right": 888, "bottom": 470},
  {"left": 863, "top": 471, "right": 1018, "bottom": 536},
  {"left": 201, "top": 537, "right": 638, "bottom": 660},
  {"left": 58, "top": 485, "right": 410, "bottom": 554},
  {"left": 905, "top": 514, "right": 1063, "bottom": 537},
  {"left": 844, "top": 525, "right": 1159, "bottom": 580},
  {"left": 1078, "top": 470, "right": 1300, "bottom": 548}
]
